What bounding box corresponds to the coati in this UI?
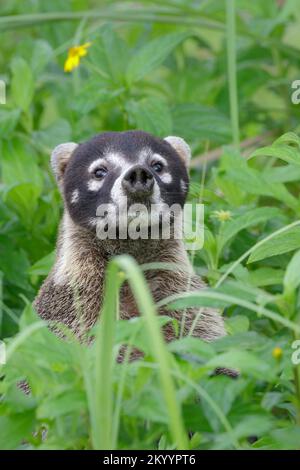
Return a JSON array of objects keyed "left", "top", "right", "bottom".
[{"left": 34, "top": 130, "right": 225, "bottom": 344}]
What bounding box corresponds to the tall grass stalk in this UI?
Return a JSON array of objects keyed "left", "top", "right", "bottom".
[
  {"left": 92, "top": 263, "right": 121, "bottom": 450},
  {"left": 90, "top": 255, "right": 188, "bottom": 450},
  {"left": 226, "top": 0, "right": 240, "bottom": 148},
  {"left": 0, "top": 10, "right": 224, "bottom": 32},
  {"left": 157, "top": 291, "right": 300, "bottom": 335}
]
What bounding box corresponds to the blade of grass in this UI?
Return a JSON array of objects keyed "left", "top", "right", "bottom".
[
  {"left": 156, "top": 290, "right": 300, "bottom": 334},
  {"left": 114, "top": 255, "right": 189, "bottom": 449},
  {"left": 226, "top": 0, "right": 239, "bottom": 148},
  {"left": 90, "top": 255, "right": 189, "bottom": 450},
  {"left": 0, "top": 10, "right": 224, "bottom": 32},
  {"left": 91, "top": 262, "right": 122, "bottom": 450}
]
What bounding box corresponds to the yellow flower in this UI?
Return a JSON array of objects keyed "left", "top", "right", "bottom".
[
  {"left": 272, "top": 346, "right": 283, "bottom": 360},
  {"left": 211, "top": 210, "right": 232, "bottom": 222},
  {"left": 64, "top": 42, "right": 91, "bottom": 73}
]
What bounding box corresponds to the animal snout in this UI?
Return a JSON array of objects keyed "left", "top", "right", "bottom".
[{"left": 122, "top": 165, "right": 154, "bottom": 197}]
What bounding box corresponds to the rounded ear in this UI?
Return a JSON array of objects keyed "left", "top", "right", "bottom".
[
  {"left": 164, "top": 136, "right": 191, "bottom": 166},
  {"left": 51, "top": 142, "right": 78, "bottom": 185}
]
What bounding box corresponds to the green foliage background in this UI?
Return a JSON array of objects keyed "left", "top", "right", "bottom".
[{"left": 1, "top": 0, "right": 300, "bottom": 450}]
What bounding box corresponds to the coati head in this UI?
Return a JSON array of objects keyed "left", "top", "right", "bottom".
[{"left": 51, "top": 130, "right": 190, "bottom": 239}]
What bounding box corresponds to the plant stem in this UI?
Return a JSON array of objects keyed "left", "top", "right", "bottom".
[
  {"left": 114, "top": 256, "right": 189, "bottom": 449},
  {"left": 92, "top": 264, "right": 121, "bottom": 450},
  {"left": 226, "top": 0, "right": 240, "bottom": 148},
  {"left": 91, "top": 256, "right": 188, "bottom": 450},
  {"left": 0, "top": 10, "right": 224, "bottom": 32},
  {"left": 157, "top": 290, "right": 300, "bottom": 335}
]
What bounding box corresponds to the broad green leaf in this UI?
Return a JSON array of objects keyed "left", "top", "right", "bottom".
[
  {"left": 261, "top": 392, "right": 283, "bottom": 411},
  {"left": 33, "top": 119, "right": 72, "bottom": 150},
  {"left": 250, "top": 144, "right": 300, "bottom": 167},
  {"left": 225, "top": 315, "right": 250, "bottom": 335},
  {"left": 100, "top": 26, "right": 129, "bottom": 83},
  {"left": 172, "top": 103, "right": 231, "bottom": 144},
  {"left": 269, "top": 426, "right": 300, "bottom": 450},
  {"left": 89, "top": 26, "right": 129, "bottom": 83},
  {"left": 215, "top": 414, "right": 274, "bottom": 449},
  {"left": 37, "top": 391, "right": 87, "bottom": 420},
  {"left": 218, "top": 207, "right": 281, "bottom": 253},
  {"left": 126, "top": 32, "right": 189, "bottom": 84},
  {"left": 0, "top": 235, "right": 31, "bottom": 291},
  {"left": 115, "top": 316, "right": 172, "bottom": 356},
  {"left": 0, "top": 108, "right": 20, "bottom": 136},
  {"left": 28, "top": 251, "right": 55, "bottom": 277},
  {"left": 219, "top": 280, "right": 273, "bottom": 305},
  {"left": 213, "top": 332, "right": 271, "bottom": 353},
  {"left": 283, "top": 249, "right": 300, "bottom": 293},
  {"left": 19, "top": 302, "right": 41, "bottom": 330},
  {"left": 182, "top": 405, "right": 210, "bottom": 433},
  {"left": 206, "top": 350, "right": 274, "bottom": 380},
  {"left": 30, "top": 39, "right": 53, "bottom": 76},
  {"left": 4, "top": 183, "right": 41, "bottom": 224},
  {"left": 248, "top": 227, "right": 300, "bottom": 263},
  {"left": 227, "top": 166, "right": 299, "bottom": 211},
  {"left": 267, "top": 165, "right": 300, "bottom": 183},
  {"left": 203, "top": 226, "right": 218, "bottom": 268},
  {"left": 1, "top": 138, "right": 43, "bottom": 189},
  {"left": 0, "top": 412, "right": 36, "bottom": 450},
  {"left": 213, "top": 173, "right": 246, "bottom": 206},
  {"left": 125, "top": 386, "right": 169, "bottom": 424},
  {"left": 274, "top": 132, "right": 300, "bottom": 149},
  {"left": 11, "top": 57, "right": 34, "bottom": 112},
  {"left": 167, "top": 337, "right": 215, "bottom": 361},
  {"left": 127, "top": 97, "right": 172, "bottom": 136},
  {"left": 248, "top": 268, "right": 284, "bottom": 287},
  {"left": 200, "top": 377, "right": 248, "bottom": 433},
  {"left": 71, "top": 80, "right": 124, "bottom": 114}
]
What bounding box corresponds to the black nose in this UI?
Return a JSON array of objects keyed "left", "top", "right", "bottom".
[{"left": 122, "top": 165, "right": 154, "bottom": 197}]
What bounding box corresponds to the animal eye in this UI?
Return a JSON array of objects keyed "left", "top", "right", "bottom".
[
  {"left": 151, "top": 161, "right": 163, "bottom": 173},
  {"left": 94, "top": 167, "right": 107, "bottom": 179}
]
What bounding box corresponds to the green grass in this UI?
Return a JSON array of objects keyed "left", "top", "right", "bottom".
[
  {"left": 226, "top": 0, "right": 240, "bottom": 148},
  {"left": 1, "top": 0, "right": 300, "bottom": 450}
]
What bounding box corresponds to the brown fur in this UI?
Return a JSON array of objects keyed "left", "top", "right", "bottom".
[{"left": 34, "top": 213, "right": 225, "bottom": 343}]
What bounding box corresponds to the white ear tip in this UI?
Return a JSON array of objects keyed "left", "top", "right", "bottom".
[
  {"left": 51, "top": 142, "right": 78, "bottom": 180},
  {"left": 51, "top": 142, "right": 78, "bottom": 166},
  {"left": 164, "top": 136, "right": 191, "bottom": 164}
]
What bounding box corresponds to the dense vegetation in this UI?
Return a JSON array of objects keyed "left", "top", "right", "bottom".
[{"left": 1, "top": 0, "right": 300, "bottom": 450}]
